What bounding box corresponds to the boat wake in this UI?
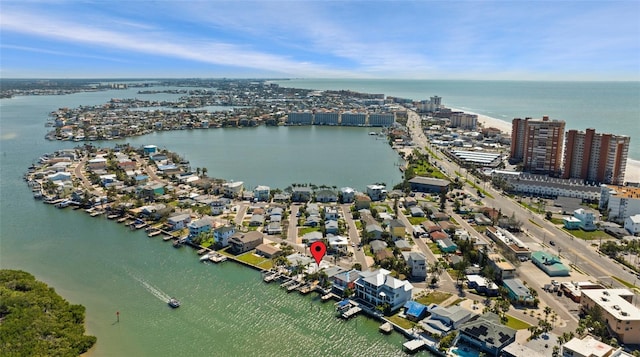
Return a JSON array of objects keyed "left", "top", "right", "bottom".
[{"left": 130, "top": 273, "right": 172, "bottom": 302}]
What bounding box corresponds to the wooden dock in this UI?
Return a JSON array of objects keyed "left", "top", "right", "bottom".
[
  {"left": 321, "top": 293, "right": 338, "bottom": 302},
  {"left": 402, "top": 339, "right": 425, "bottom": 353},
  {"left": 379, "top": 322, "right": 393, "bottom": 334},
  {"left": 341, "top": 306, "right": 362, "bottom": 319},
  {"left": 147, "top": 230, "right": 162, "bottom": 237}
]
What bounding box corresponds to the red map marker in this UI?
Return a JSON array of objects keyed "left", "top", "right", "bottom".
[{"left": 310, "top": 241, "right": 327, "bottom": 267}]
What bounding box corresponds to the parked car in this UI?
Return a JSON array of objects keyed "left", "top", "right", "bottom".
[{"left": 549, "top": 240, "right": 555, "bottom": 246}]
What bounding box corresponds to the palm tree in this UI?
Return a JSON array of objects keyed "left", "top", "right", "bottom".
[
  {"left": 202, "top": 167, "right": 208, "bottom": 177},
  {"left": 195, "top": 167, "right": 201, "bottom": 176},
  {"left": 543, "top": 306, "right": 552, "bottom": 322}
]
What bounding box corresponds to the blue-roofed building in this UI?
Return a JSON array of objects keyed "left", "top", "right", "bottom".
[
  {"left": 404, "top": 301, "right": 428, "bottom": 321},
  {"left": 437, "top": 237, "right": 458, "bottom": 253},
  {"left": 503, "top": 279, "right": 534, "bottom": 305},
  {"left": 531, "top": 251, "right": 570, "bottom": 277}
]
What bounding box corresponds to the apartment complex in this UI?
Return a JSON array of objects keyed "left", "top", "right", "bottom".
[
  {"left": 600, "top": 185, "right": 640, "bottom": 223},
  {"left": 449, "top": 112, "right": 478, "bottom": 130},
  {"left": 510, "top": 116, "right": 565, "bottom": 176},
  {"left": 563, "top": 128, "right": 630, "bottom": 185},
  {"left": 580, "top": 289, "right": 640, "bottom": 344}
]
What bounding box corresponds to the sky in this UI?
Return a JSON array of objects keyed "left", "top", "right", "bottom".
[{"left": 1, "top": 1, "right": 639, "bottom": 80}]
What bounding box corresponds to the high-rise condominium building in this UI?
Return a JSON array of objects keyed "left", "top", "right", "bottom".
[
  {"left": 563, "top": 128, "right": 630, "bottom": 185},
  {"left": 510, "top": 116, "right": 565, "bottom": 176}
]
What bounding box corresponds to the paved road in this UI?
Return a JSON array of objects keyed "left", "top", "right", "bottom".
[
  {"left": 341, "top": 204, "right": 370, "bottom": 269},
  {"left": 288, "top": 204, "right": 300, "bottom": 245},
  {"left": 73, "top": 156, "right": 102, "bottom": 196},
  {"left": 406, "top": 108, "right": 637, "bottom": 291}
]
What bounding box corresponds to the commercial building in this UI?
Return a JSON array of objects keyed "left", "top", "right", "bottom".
[
  {"left": 563, "top": 128, "right": 630, "bottom": 185},
  {"left": 287, "top": 111, "right": 313, "bottom": 125},
  {"left": 485, "top": 227, "right": 531, "bottom": 260},
  {"left": 600, "top": 185, "right": 640, "bottom": 223},
  {"left": 530, "top": 251, "right": 570, "bottom": 277},
  {"left": 408, "top": 176, "right": 450, "bottom": 193},
  {"left": 580, "top": 289, "right": 640, "bottom": 344},
  {"left": 449, "top": 150, "right": 502, "bottom": 168},
  {"left": 562, "top": 335, "right": 628, "bottom": 357},
  {"left": 491, "top": 170, "right": 601, "bottom": 201},
  {"left": 510, "top": 116, "right": 565, "bottom": 176}
]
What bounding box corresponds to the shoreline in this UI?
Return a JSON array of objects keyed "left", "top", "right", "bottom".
[{"left": 449, "top": 107, "right": 640, "bottom": 184}]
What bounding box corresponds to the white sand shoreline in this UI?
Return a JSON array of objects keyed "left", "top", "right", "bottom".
[{"left": 448, "top": 107, "right": 640, "bottom": 184}]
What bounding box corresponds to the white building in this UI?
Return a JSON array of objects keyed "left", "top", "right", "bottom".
[
  {"left": 223, "top": 181, "right": 244, "bottom": 198},
  {"left": 366, "top": 184, "right": 387, "bottom": 201},
  {"left": 573, "top": 208, "right": 597, "bottom": 231},
  {"left": 354, "top": 269, "right": 413, "bottom": 312},
  {"left": 600, "top": 185, "right": 640, "bottom": 223},
  {"left": 213, "top": 225, "right": 236, "bottom": 247},
  {"left": 625, "top": 214, "right": 640, "bottom": 235},
  {"left": 562, "top": 335, "right": 629, "bottom": 357},
  {"left": 253, "top": 185, "right": 270, "bottom": 202},
  {"left": 491, "top": 170, "right": 601, "bottom": 200},
  {"left": 580, "top": 289, "right": 640, "bottom": 344},
  {"left": 401, "top": 252, "right": 427, "bottom": 280},
  {"left": 340, "top": 187, "right": 355, "bottom": 203}
]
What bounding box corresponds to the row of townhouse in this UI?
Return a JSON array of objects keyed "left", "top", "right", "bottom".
[{"left": 286, "top": 111, "right": 395, "bottom": 127}]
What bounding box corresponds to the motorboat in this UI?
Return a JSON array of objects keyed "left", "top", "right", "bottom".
[{"left": 168, "top": 298, "right": 181, "bottom": 308}]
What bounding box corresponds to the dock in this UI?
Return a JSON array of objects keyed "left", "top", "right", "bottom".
[
  {"left": 379, "top": 322, "right": 393, "bottom": 334},
  {"left": 402, "top": 339, "right": 425, "bottom": 353},
  {"left": 287, "top": 282, "right": 303, "bottom": 292},
  {"left": 298, "top": 283, "right": 315, "bottom": 294},
  {"left": 280, "top": 279, "right": 297, "bottom": 289},
  {"left": 341, "top": 306, "right": 362, "bottom": 319},
  {"left": 107, "top": 214, "right": 120, "bottom": 220},
  {"left": 321, "top": 293, "right": 338, "bottom": 302},
  {"left": 263, "top": 271, "right": 280, "bottom": 283},
  {"left": 208, "top": 253, "right": 227, "bottom": 263},
  {"left": 197, "top": 248, "right": 208, "bottom": 255},
  {"left": 117, "top": 216, "right": 128, "bottom": 223},
  {"left": 162, "top": 235, "right": 173, "bottom": 241},
  {"left": 147, "top": 230, "right": 162, "bottom": 237}
]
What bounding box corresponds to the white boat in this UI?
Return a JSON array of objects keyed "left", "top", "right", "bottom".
[
  {"left": 199, "top": 253, "right": 210, "bottom": 261},
  {"left": 168, "top": 298, "right": 181, "bottom": 308}
]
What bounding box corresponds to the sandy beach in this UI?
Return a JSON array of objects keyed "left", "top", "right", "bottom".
[{"left": 449, "top": 107, "right": 640, "bottom": 184}]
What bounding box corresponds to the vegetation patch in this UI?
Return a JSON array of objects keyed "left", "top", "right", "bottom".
[
  {"left": 528, "top": 219, "right": 542, "bottom": 228},
  {"left": 237, "top": 252, "right": 272, "bottom": 269},
  {"left": 446, "top": 298, "right": 466, "bottom": 307},
  {"left": 563, "top": 229, "right": 614, "bottom": 241},
  {"left": 504, "top": 314, "right": 532, "bottom": 330},
  {"left": 388, "top": 314, "right": 415, "bottom": 330},
  {"left": 424, "top": 146, "right": 442, "bottom": 160},
  {"left": 0, "top": 270, "right": 97, "bottom": 356},
  {"left": 298, "top": 227, "right": 321, "bottom": 235},
  {"left": 416, "top": 291, "right": 452, "bottom": 305},
  {"left": 427, "top": 242, "right": 441, "bottom": 255},
  {"left": 612, "top": 276, "right": 640, "bottom": 293},
  {"left": 408, "top": 217, "right": 427, "bottom": 225}
]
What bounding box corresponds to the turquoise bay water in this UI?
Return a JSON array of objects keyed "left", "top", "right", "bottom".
[{"left": 276, "top": 79, "right": 640, "bottom": 160}]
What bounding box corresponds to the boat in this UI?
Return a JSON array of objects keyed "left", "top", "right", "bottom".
[
  {"left": 168, "top": 298, "right": 181, "bottom": 308},
  {"left": 199, "top": 253, "right": 210, "bottom": 261}
]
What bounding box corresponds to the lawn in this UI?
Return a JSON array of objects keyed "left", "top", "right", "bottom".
[
  {"left": 355, "top": 221, "right": 362, "bottom": 230},
  {"left": 504, "top": 315, "right": 532, "bottom": 330},
  {"left": 237, "top": 252, "right": 273, "bottom": 269},
  {"left": 446, "top": 298, "right": 466, "bottom": 307},
  {"left": 408, "top": 217, "right": 427, "bottom": 225},
  {"left": 424, "top": 146, "right": 442, "bottom": 160},
  {"left": 563, "top": 229, "right": 615, "bottom": 241},
  {"left": 612, "top": 276, "right": 640, "bottom": 292},
  {"left": 550, "top": 218, "right": 564, "bottom": 225},
  {"left": 298, "top": 226, "right": 321, "bottom": 235},
  {"left": 427, "top": 242, "right": 441, "bottom": 255},
  {"left": 528, "top": 219, "right": 542, "bottom": 228},
  {"left": 416, "top": 291, "right": 452, "bottom": 305},
  {"left": 388, "top": 314, "right": 415, "bottom": 330},
  {"left": 464, "top": 179, "right": 494, "bottom": 199}
]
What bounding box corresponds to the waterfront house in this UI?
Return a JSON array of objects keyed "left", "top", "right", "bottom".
[
  {"left": 255, "top": 243, "right": 282, "bottom": 258},
  {"left": 213, "top": 225, "right": 236, "bottom": 247},
  {"left": 292, "top": 187, "right": 312, "bottom": 202},
  {"left": 401, "top": 252, "right": 427, "bottom": 280},
  {"left": 331, "top": 269, "right": 360, "bottom": 295},
  {"left": 47, "top": 172, "right": 72, "bottom": 182},
  {"left": 229, "top": 231, "right": 264, "bottom": 254},
  {"left": 421, "top": 305, "right": 474, "bottom": 336},
  {"left": 366, "top": 184, "right": 387, "bottom": 201},
  {"left": 389, "top": 219, "right": 406, "bottom": 239},
  {"left": 354, "top": 194, "right": 371, "bottom": 210},
  {"left": 340, "top": 187, "right": 355, "bottom": 203},
  {"left": 316, "top": 189, "right": 338, "bottom": 203},
  {"left": 457, "top": 313, "right": 516, "bottom": 356},
  {"left": 167, "top": 213, "right": 191, "bottom": 231},
  {"left": 253, "top": 185, "right": 270, "bottom": 202},
  {"left": 223, "top": 181, "right": 243, "bottom": 198},
  {"left": 188, "top": 217, "right": 214, "bottom": 237},
  {"left": 404, "top": 301, "right": 428, "bottom": 321},
  {"left": 353, "top": 269, "right": 413, "bottom": 312}
]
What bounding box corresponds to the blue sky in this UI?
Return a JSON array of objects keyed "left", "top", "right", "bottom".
[{"left": 1, "top": 1, "right": 639, "bottom": 80}]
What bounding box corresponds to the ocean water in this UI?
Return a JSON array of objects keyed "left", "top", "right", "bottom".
[{"left": 274, "top": 79, "right": 640, "bottom": 160}]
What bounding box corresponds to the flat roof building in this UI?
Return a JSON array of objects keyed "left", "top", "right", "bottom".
[
  {"left": 580, "top": 289, "right": 640, "bottom": 344},
  {"left": 511, "top": 116, "right": 565, "bottom": 176}
]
